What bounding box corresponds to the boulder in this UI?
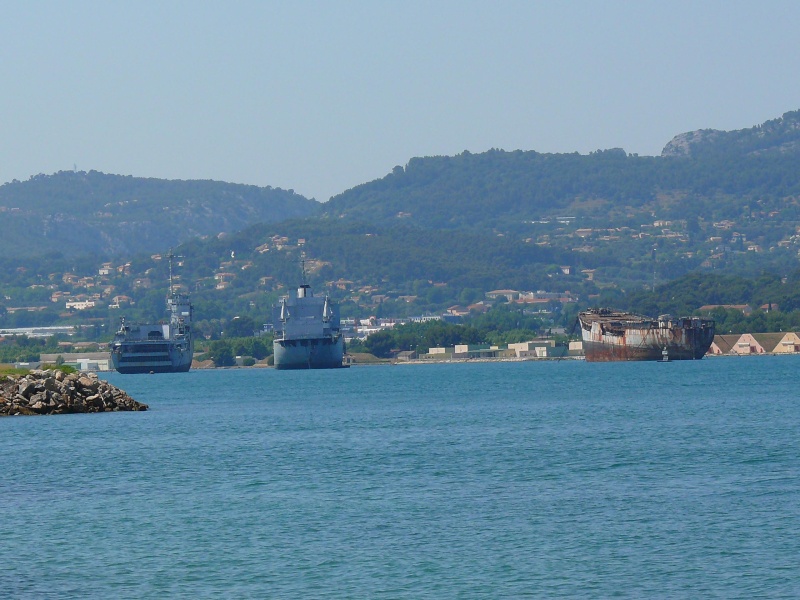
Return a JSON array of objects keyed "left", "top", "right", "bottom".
[
  {"left": 77, "top": 376, "right": 100, "bottom": 392},
  {"left": 18, "top": 380, "right": 37, "bottom": 399},
  {"left": 1, "top": 370, "right": 147, "bottom": 417}
]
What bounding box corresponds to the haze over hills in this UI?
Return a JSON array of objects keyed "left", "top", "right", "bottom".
[
  {"left": 0, "top": 170, "right": 319, "bottom": 258},
  {"left": 323, "top": 110, "right": 800, "bottom": 233},
  {"left": 4, "top": 110, "right": 800, "bottom": 335},
  {"left": 4, "top": 110, "right": 800, "bottom": 261}
]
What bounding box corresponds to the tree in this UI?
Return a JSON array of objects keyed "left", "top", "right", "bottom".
[
  {"left": 364, "top": 330, "right": 395, "bottom": 358},
  {"left": 225, "top": 315, "right": 257, "bottom": 338},
  {"left": 210, "top": 341, "right": 235, "bottom": 367}
]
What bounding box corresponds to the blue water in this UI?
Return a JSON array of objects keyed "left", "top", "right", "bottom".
[{"left": 2, "top": 357, "right": 800, "bottom": 598}]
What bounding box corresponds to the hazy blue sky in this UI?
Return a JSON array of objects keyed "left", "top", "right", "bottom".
[{"left": 2, "top": 1, "right": 799, "bottom": 201}]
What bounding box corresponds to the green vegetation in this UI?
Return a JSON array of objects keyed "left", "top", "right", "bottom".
[
  {"left": 622, "top": 272, "right": 790, "bottom": 316},
  {"left": 0, "top": 366, "right": 32, "bottom": 376},
  {"left": 0, "top": 335, "right": 63, "bottom": 364},
  {"left": 324, "top": 133, "right": 800, "bottom": 238},
  {"left": 0, "top": 170, "right": 318, "bottom": 258},
  {"left": 37, "top": 364, "right": 78, "bottom": 375},
  {"left": 3, "top": 111, "right": 800, "bottom": 340},
  {"left": 0, "top": 364, "right": 76, "bottom": 376},
  {"left": 362, "top": 306, "right": 546, "bottom": 358},
  {"left": 620, "top": 271, "right": 800, "bottom": 334},
  {"left": 195, "top": 335, "right": 273, "bottom": 367}
]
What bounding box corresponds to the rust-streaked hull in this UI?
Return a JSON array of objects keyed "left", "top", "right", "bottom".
[{"left": 579, "top": 309, "right": 715, "bottom": 362}]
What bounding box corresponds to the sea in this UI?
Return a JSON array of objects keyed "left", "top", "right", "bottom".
[{"left": 2, "top": 357, "right": 799, "bottom": 598}]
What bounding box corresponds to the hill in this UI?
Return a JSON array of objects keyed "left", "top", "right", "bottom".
[
  {"left": 661, "top": 110, "right": 800, "bottom": 158},
  {"left": 155, "top": 219, "right": 577, "bottom": 320},
  {"left": 322, "top": 111, "right": 800, "bottom": 238},
  {"left": 5, "top": 110, "right": 800, "bottom": 339},
  {"left": 0, "top": 170, "right": 319, "bottom": 258}
]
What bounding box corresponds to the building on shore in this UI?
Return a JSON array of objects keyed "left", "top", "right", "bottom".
[
  {"left": 709, "top": 332, "right": 800, "bottom": 356},
  {"left": 422, "top": 340, "right": 572, "bottom": 360},
  {"left": 38, "top": 352, "right": 111, "bottom": 371}
]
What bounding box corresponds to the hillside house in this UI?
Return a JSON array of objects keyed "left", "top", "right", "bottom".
[
  {"left": 329, "top": 279, "right": 354, "bottom": 291},
  {"left": 699, "top": 304, "right": 753, "bottom": 316},
  {"left": 446, "top": 305, "right": 470, "bottom": 317},
  {"left": 517, "top": 291, "right": 577, "bottom": 304},
  {"left": 65, "top": 300, "right": 96, "bottom": 311},
  {"left": 467, "top": 302, "right": 491, "bottom": 314},
  {"left": 109, "top": 295, "right": 133, "bottom": 309},
  {"left": 486, "top": 290, "right": 519, "bottom": 302}
]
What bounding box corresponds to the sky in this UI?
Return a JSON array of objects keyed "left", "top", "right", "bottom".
[{"left": 2, "top": 1, "right": 800, "bottom": 202}]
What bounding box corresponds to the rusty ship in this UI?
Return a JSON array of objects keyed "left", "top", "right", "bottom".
[{"left": 578, "top": 308, "right": 715, "bottom": 362}]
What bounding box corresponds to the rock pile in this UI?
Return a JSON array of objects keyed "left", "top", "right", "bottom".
[{"left": 0, "top": 369, "right": 147, "bottom": 416}]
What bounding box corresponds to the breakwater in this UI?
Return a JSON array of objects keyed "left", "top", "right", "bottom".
[{"left": 0, "top": 369, "right": 147, "bottom": 416}]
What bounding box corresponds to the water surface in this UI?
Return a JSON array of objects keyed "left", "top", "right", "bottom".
[{"left": 2, "top": 358, "right": 799, "bottom": 598}]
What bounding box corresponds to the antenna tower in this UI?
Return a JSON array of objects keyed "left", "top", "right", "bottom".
[{"left": 166, "top": 248, "right": 184, "bottom": 296}]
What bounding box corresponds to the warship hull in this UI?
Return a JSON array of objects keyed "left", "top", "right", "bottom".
[
  {"left": 111, "top": 252, "right": 194, "bottom": 375},
  {"left": 273, "top": 336, "right": 345, "bottom": 370},
  {"left": 579, "top": 309, "right": 715, "bottom": 362},
  {"left": 110, "top": 340, "right": 193, "bottom": 374},
  {"left": 272, "top": 272, "right": 346, "bottom": 371}
]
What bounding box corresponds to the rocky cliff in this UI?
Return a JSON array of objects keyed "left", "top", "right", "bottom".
[{"left": 662, "top": 110, "right": 800, "bottom": 158}]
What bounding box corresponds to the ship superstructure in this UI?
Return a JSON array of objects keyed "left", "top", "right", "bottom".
[
  {"left": 110, "top": 251, "right": 194, "bottom": 374},
  {"left": 578, "top": 308, "right": 715, "bottom": 362},
  {"left": 272, "top": 261, "right": 345, "bottom": 370}
]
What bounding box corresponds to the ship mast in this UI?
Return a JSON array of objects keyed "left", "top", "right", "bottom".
[
  {"left": 166, "top": 248, "right": 183, "bottom": 297},
  {"left": 298, "top": 252, "right": 311, "bottom": 298}
]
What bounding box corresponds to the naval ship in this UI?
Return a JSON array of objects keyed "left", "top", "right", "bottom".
[
  {"left": 578, "top": 308, "right": 715, "bottom": 362},
  {"left": 272, "top": 261, "right": 345, "bottom": 370},
  {"left": 110, "top": 252, "right": 194, "bottom": 374}
]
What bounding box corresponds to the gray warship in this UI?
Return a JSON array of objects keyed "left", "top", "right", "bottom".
[
  {"left": 110, "top": 252, "right": 194, "bottom": 374},
  {"left": 272, "top": 262, "right": 345, "bottom": 370}
]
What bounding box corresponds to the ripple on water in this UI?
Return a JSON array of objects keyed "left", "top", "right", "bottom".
[{"left": 2, "top": 359, "right": 800, "bottom": 597}]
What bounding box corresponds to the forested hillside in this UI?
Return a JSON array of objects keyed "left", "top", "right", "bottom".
[
  {"left": 166, "top": 219, "right": 580, "bottom": 320},
  {"left": 303, "top": 110, "right": 800, "bottom": 295},
  {"left": 323, "top": 149, "right": 800, "bottom": 234},
  {"left": 6, "top": 110, "right": 800, "bottom": 340},
  {"left": 0, "top": 170, "right": 319, "bottom": 258}
]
